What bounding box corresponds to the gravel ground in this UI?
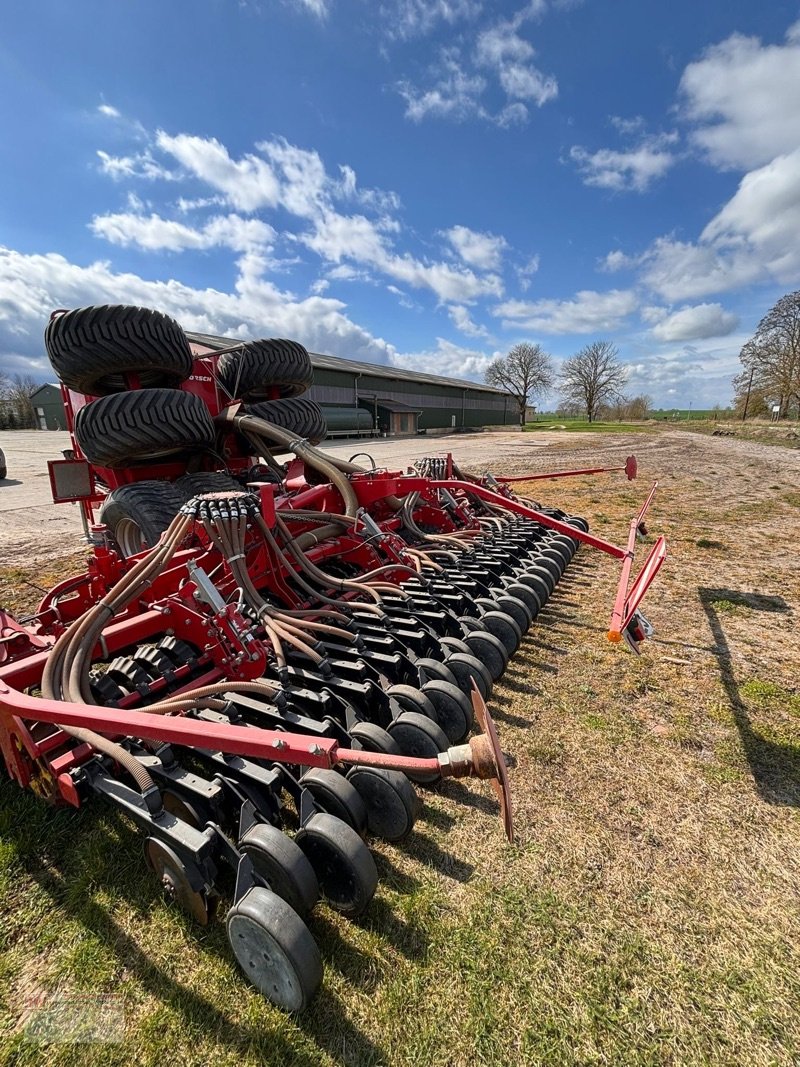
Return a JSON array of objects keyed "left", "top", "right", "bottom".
[{"left": 1, "top": 426, "right": 798, "bottom": 568}]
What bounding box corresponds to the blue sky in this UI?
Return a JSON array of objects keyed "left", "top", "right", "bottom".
[{"left": 2, "top": 0, "right": 800, "bottom": 407}]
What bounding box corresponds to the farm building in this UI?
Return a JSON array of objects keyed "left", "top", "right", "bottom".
[
  {"left": 30, "top": 383, "right": 68, "bottom": 430},
  {"left": 186, "top": 332, "right": 517, "bottom": 436}
]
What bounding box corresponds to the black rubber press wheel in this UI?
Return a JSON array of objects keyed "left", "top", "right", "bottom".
[
  {"left": 295, "top": 813, "right": 378, "bottom": 918},
  {"left": 238, "top": 823, "right": 320, "bottom": 919},
  {"left": 226, "top": 887, "right": 322, "bottom": 1011},
  {"left": 346, "top": 766, "right": 419, "bottom": 842}
]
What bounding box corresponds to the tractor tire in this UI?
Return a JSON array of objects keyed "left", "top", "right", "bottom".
[
  {"left": 45, "top": 305, "right": 192, "bottom": 395},
  {"left": 217, "top": 339, "right": 313, "bottom": 401},
  {"left": 243, "top": 398, "right": 327, "bottom": 446},
  {"left": 176, "top": 471, "right": 243, "bottom": 501},
  {"left": 99, "top": 480, "right": 184, "bottom": 557},
  {"left": 75, "top": 389, "right": 215, "bottom": 468}
]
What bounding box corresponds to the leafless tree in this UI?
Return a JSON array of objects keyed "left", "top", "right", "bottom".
[
  {"left": 6, "top": 373, "right": 39, "bottom": 428},
  {"left": 734, "top": 292, "right": 800, "bottom": 419},
  {"left": 560, "top": 341, "right": 627, "bottom": 422},
  {"left": 485, "top": 342, "right": 555, "bottom": 428}
]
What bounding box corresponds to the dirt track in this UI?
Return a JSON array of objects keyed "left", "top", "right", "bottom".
[{"left": 1, "top": 427, "right": 799, "bottom": 569}]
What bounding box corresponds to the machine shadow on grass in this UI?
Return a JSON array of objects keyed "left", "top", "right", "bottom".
[
  {"left": 699, "top": 587, "right": 800, "bottom": 807},
  {"left": 0, "top": 786, "right": 422, "bottom": 1066}
]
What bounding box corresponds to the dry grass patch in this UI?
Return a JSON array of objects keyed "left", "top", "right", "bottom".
[{"left": 2, "top": 428, "right": 800, "bottom": 1065}]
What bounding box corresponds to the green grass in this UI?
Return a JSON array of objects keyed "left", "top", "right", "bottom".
[
  {"left": 3, "top": 436, "right": 800, "bottom": 1066},
  {"left": 524, "top": 419, "right": 654, "bottom": 433}
]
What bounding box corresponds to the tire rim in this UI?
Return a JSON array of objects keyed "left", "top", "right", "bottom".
[{"left": 115, "top": 517, "right": 146, "bottom": 557}]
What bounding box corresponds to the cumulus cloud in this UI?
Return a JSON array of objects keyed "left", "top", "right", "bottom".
[
  {"left": 569, "top": 131, "right": 678, "bottom": 193},
  {"left": 0, "top": 245, "right": 397, "bottom": 377},
  {"left": 495, "top": 288, "right": 637, "bottom": 334},
  {"left": 443, "top": 225, "right": 508, "bottom": 270},
  {"left": 650, "top": 302, "right": 739, "bottom": 342},
  {"left": 95, "top": 127, "right": 501, "bottom": 305},
  {"left": 639, "top": 148, "right": 800, "bottom": 300},
  {"left": 679, "top": 23, "right": 800, "bottom": 170},
  {"left": 90, "top": 211, "right": 276, "bottom": 254},
  {"left": 391, "top": 337, "right": 497, "bottom": 379},
  {"left": 97, "top": 149, "right": 178, "bottom": 182},
  {"left": 448, "top": 304, "right": 490, "bottom": 338},
  {"left": 475, "top": 18, "right": 557, "bottom": 107},
  {"left": 155, "top": 132, "right": 281, "bottom": 212},
  {"left": 599, "top": 249, "right": 637, "bottom": 273},
  {"left": 396, "top": 4, "right": 558, "bottom": 126}
]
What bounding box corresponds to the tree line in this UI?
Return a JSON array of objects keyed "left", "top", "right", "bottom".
[
  {"left": 0, "top": 372, "right": 40, "bottom": 429},
  {"left": 733, "top": 291, "right": 800, "bottom": 420},
  {"left": 485, "top": 340, "right": 650, "bottom": 425}
]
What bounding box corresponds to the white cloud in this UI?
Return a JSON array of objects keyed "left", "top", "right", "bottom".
[
  {"left": 176, "top": 195, "right": 227, "bottom": 214},
  {"left": 640, "top": 149, "right": 800, "bottom": 300},
  {"left": 475, "top": 20, "right": 558, "bottom": 107},
  {"left": 292, "top": 0, "right": 330, "bottom": 16},
  {"left": 599, "top": 249, "right": 637, "bottom": 273},
  {"left": 155, "top": 131, "right": 282, "bottom": 212},
  {"left": 650, "top": 302, "right": 739, "bottom": 342},
  {"left": 448, "top": 304, "right": 490, "bottom": 338},
  {"left": 97, "top": 104, "right": 121, "bottom": 119},
  {"left": 515, "top": 253, "right": 540, "bottom": 291},
  {"left": 396, "top": 5, "right": 558, "bottom": 126},
  {"left": 97, "top": 149, "right": 177, "bottom": 182},
  {"left": 382, "top": 0, "right": 482, "bottom": 40},
  {"left": 701, "top": 149, "right": 800, "bottom": 272},
  {"left": 90, "top": 211, "right": 276, "bottom": 254},
  {"left": 391, "top": 337, "right": 497, "bottom": 379},
  {"left": 680, "top": 24, "right": 800, "bottom": 170},
  {"left": 443, "top": 225, "right": 507, "bottom": 270},
  {"left": 495, "top": 288, "right": 637, "bottom": 334},
  {"left": 569, "top": 132, "right": 678, "bottom": 193},
  {"left": 609, "top": 115, "right": 645, "bottom": 136},
  {"left": 0, "top": 245, "right": 398, "bottom": 375},
  {"left": 398, "top": 51, "right": 487, "bottom": 122},
  {"left": 640, "top": 305, "right": 667, "bottom": 325}
]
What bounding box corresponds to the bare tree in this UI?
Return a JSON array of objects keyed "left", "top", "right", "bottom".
[
  {"left": 560, "top": 341, "right": 627, "bottom": 422},
  {"left": 7, "top": 373, "right": 39, "bottom": 428},
  {"left": 627, "top": 393, "right": 653, "bottom": 420},
  {"left": 734, "top": 293, "right": 800, "bottom": 419},
  {"left": 485, "top": 342, "right": 555, "bottom": 428}
]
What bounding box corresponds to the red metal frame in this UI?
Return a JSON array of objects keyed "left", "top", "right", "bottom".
[{"left": 496, "top": 454, "right": 638, "bottom": 483}]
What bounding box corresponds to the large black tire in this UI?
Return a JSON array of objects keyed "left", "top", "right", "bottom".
[
  {"left": 244, "top": 398, "right": 327, "bottom": 446},
  {"left": 99, "top": 480, "right": 183, "bottom": 557},
  {"left": 45, "top": 305, "right": 192, "bottom": 395},
  {"left": 217, "top": 339, "right": 313, "bottom": 401},
  {"left": 176, "top": 471, "right": 243, "bottom": 501},
  {"left": 75, "top": 389, "right": 215, "bottom": 468}
]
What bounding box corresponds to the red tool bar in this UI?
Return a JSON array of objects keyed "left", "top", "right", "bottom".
[
  {"left": 0, "top": 681, "right": 336, "bottom": 768},
  {"left": 637, "top": 479, "right": 659, "bottom": 524},
  {"left": 496, "top": 454, "right": 638, "bottom": 484},
  {"left": 0, "top": 682, "right": 448, "bottom": 778},
  {"left": 619, "top": 536, "right": 667, "bottom": 633},
  {"left": 607, "top": 480, "right": 661, "bottom": 641}
]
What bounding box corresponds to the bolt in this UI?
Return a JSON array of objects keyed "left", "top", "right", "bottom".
[
  {"left": 274, "top": 739, "right": 288, "bottom": 751},
  {"left": 309, "top": 744, "right": 324, "bottom": 756}
]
